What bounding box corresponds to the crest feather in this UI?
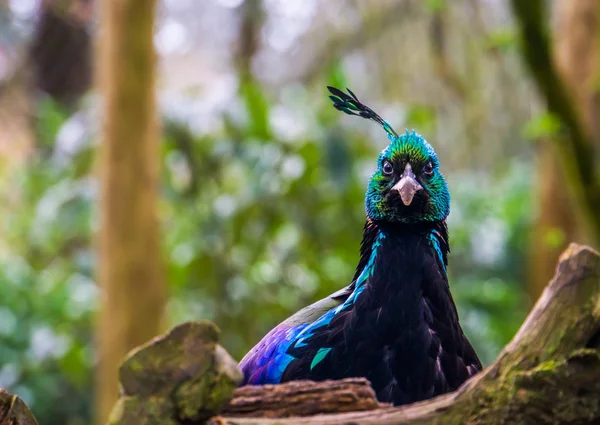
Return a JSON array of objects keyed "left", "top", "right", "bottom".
[{"left": 327, "top": 86, "right": 398, "bottom": 140}]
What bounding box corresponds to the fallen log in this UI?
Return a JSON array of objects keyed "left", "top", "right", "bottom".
[
  {"left": 222, "top": 378, "right": 387, "bottom": 418},
  {"left": 106, "top": 243, "right": 600, "bottom": 425}
]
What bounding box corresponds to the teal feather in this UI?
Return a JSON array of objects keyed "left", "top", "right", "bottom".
[{"left": 310, "top": 347, "right": 332, "bottom": 370}]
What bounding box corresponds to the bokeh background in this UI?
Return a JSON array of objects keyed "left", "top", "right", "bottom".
[{"left": 0, "top": 0, "right": 597, "bottom": 424}]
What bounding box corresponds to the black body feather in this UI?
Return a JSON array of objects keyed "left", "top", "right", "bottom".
[{"left": 281, "top": 220, "right": 480, "bottom": 405}]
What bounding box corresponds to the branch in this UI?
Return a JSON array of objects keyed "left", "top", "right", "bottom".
[
  {"left": 510, "top": 0, "right": 600, "bottom": 244},
  {"left": 223, "top": 378, "right": 386, "bottom": 418}
]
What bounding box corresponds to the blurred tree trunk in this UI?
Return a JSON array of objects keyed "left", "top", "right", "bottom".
[
  {"left": 96, "top": 0, "right": 166, "bottom": 424},
  {"left": 236, "top": 0, "right": 262, "bottom": 82},
  {"left": 529, "top": 0, "right": 599, "bottom": 300},
  {"left": 530, "top": 147, "right": 579, "bottom": 299}
]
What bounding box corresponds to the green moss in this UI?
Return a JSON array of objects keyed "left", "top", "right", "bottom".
[
  {"left": 109, "top": 321, "right": 241, "bottom": 424},
  {"left": 531, "top": 359, "right": 560, "bottom": 372},
  {"left": 108, "top": 396, "right": 177, "bottom": 425}
]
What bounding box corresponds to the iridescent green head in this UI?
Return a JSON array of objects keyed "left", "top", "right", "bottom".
[
  {"left": 328, "top": 87, "right": 450, "bottom": 224},
  {"left": 366, "top": 130, "right": 449, "bottom": 223}
]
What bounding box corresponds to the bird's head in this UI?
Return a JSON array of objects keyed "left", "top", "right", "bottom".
[
  {"left": 328, "top": 86, "right": 449, "bottom": 224},
  {"left": 366, "top": 131, "right": 449, "bottom": 223}
]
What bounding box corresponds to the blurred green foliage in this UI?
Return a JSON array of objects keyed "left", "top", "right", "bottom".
[
  {"left": 0, "top": 103, "right": 95, "bottom": 424},
  {"left": 0, "top": 77, "right": 531, "bottom": 424}
]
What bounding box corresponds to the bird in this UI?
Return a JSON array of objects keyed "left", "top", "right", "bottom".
[{"left": 238, "top": 86, "right": 482, "bottom": 406}]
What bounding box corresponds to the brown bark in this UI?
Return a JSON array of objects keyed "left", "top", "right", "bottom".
[
  {"left": 96, "top": 0, "right": 166, "bottom": 424},
  {"left": 554, "top": 0, "right": 600, "bottom": 139},
  {"left": 527, "top": 0, "right": 600, "bottom": 300},
  {"left": 223, "top": 378, "right": 385, "bottom": 418}
]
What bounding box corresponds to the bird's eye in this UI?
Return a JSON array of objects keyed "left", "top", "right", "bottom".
[
  {"left": 382, "top": 160, "right": 394, "bottom": 176},
  {"left": 423, "top": 162, "right": 434, "bottom": 176}
]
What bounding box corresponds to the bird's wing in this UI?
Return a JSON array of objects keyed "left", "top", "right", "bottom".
[
  {"left": 279, "top": 233, "right": 387, "bottom": 381},
  {"left": 281, "top": 284, "right": 353, "bottom": 326},
  {"left": 239, "top": 284, "right": 353, "bottom": 385}
]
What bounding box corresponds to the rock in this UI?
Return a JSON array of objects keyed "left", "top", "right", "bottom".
[
  {"left": 107, "top": 396, "right": 177, "bottom": 425},
  {"left": 109, "top": 321, "right": 243, "bottom": 425},
  {"left": 174, "top": 345, "right": 243, "bottom": 423}
]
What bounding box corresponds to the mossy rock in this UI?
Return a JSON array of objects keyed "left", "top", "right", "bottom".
[{"left": 110, "top": 321, "right": 243, "bottom": 424}]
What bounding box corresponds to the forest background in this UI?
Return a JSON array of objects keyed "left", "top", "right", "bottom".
[{"left": 0, "top": 1, "right": 598, "bottom": 424}]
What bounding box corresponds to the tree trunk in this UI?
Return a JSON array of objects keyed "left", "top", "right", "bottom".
[
  {"left": 529, "top": 145, "right": 579, "bottom": 299},
  {"left": 529, "top": 0, "right": 600, "bottom": 300},
  {"left": 96, "top": 0, "right": 166, "bottom": 424}
]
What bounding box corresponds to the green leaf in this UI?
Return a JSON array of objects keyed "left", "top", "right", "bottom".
[
  {"left": 486, "top": 29, "right": 517, "bottom": 52},
  {"left": 326, "top": 61, "right": 347, "bottom": 92},
  {"left": 522, "top": 112, "right": 562, "bottom": 141},
  {"left": 36, "top": 97, "right": 70, "bottom": 147},
  {"left": 543, "top": 227, "right": 566, "bottom": 248},
  {"left": 240, "top": 80, "right": 272, "bottom": 140},
  {"left": 406, "top": 105, "right": 436, "bottom": 133},
  {"left": 424, "top": 0, "right": 445, "bottom": 13}
]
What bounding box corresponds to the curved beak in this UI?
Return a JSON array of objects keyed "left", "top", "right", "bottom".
[{"left": 392, "top": 163, "right": 423, "bottom": 206}]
